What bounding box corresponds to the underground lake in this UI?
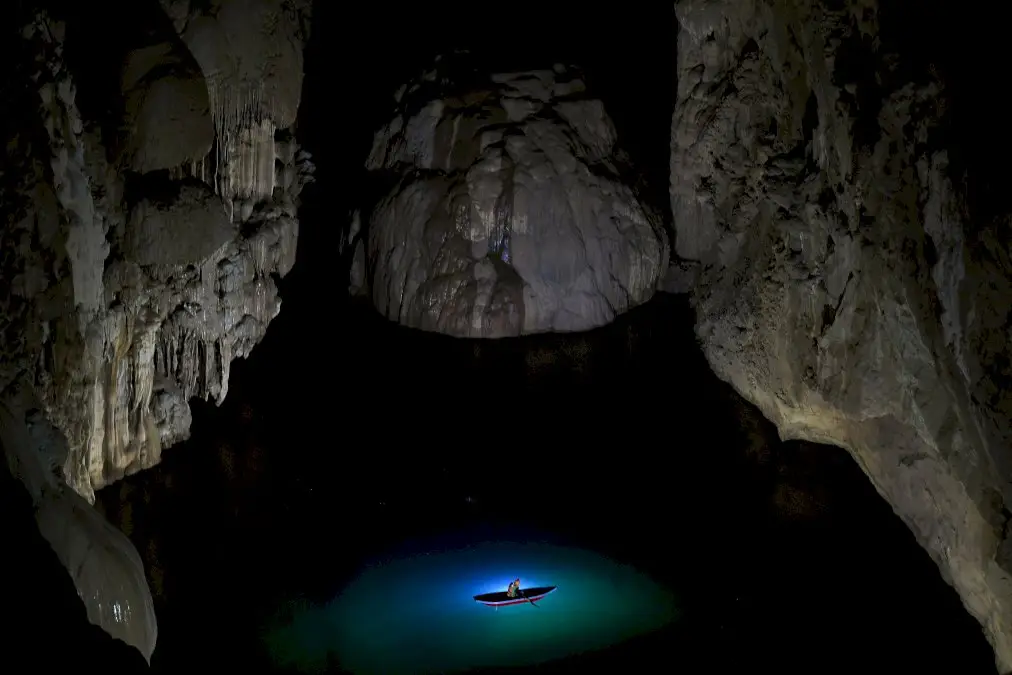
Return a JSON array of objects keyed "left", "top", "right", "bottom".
[{"left": 264, "top": 535, "right": 678, "bottom": 674}]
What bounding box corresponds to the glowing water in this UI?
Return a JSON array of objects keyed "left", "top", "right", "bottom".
[{"left": 265, "top": 540, "right": 677, "bottom": 674}]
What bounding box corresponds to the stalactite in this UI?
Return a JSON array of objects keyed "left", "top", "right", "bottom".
[
  {"left": 203, "top": 76, "right": 278, "bottom": 217},
  {"left": 167, "top": 156, "right": 214, "bottom": 185},
  {"left": 222, "top": 119, "right": 276, "bottom": 204}
]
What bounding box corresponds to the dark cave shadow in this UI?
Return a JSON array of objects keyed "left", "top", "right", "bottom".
[{"left": 875, "top": 0, "right": 1012, "bottom": 229}]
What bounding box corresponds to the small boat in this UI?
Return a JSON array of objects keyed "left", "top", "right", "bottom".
[{"left": 473, "top": 585, "right": 557, "bottom": 607}]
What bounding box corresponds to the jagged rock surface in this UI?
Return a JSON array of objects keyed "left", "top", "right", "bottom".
[
  {"left": 1, "top": 4, "right": 313, "bottom": 660},
  {"left": 671, "top": 0, "right": 1012, "bottom": 668},
  {"left": 352, "top": 61, "right": 669, "bottom": 337}
]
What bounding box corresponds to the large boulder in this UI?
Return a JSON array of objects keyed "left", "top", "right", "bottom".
[
  {"left": 353, "top": 62, "right": 669, "bottom": 337},
  {"left": 118, "top": 38, "right": 213, "bottom": 174},
  {"left": 124, "top": 182, "right": 235, "bottom": 267}
]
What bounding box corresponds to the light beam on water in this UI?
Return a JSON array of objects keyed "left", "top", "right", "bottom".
[{"left": 265, "top": 540, "right": 678, "bottom": 674}]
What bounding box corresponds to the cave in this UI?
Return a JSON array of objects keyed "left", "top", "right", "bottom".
[{"left": 3, "top": 1, "right": 1012, "bottom": 674}]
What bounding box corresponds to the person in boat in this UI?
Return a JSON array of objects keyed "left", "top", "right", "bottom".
[{"left": 507, "top": 579, "right": 521, "bottom": 598}]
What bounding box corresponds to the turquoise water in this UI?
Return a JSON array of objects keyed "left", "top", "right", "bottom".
[{"left": 264, "top": 539, "right": 678, "bottom": 674}]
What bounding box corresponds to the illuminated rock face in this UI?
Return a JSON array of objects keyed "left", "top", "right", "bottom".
[
  {"left": 0, "top": 388, "right": 158, "bottom": 663},
  {"left": 1, "top": 2, "right": 312, "bottom": 661},
  {"left": 670, "top": 0, "right": 1012, "bottom": 668},
  {"left": 3, "top": 1, "right": 313, "bottom": 500},
  {"left": 163, "top": 0, "right": 310, "bottom": 219},
  {"left": 350, "top": 63, "right": 669, "bottom": 338}
]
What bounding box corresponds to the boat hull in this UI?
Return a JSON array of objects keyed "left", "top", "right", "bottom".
[{"left": 473, "top": 585, "right": 557, "bottom": 607}]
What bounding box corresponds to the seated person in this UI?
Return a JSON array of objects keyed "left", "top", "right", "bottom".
[{"left": 506, "top": 578, "right": 521, "bottom": 598}]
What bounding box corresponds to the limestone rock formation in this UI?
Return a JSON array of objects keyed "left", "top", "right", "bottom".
[
  {"left": 123, "top": 183, "right": 234, "bottom": 266},
  {"left": 1, "top": 402, "right": 151, "bottom": 673},
  {"left": 4, "top": 7, "right": 312, "bottom": 502},
  {"left": 352, "top": 60, "right": 669, "bottom": 337},
  {"left": 671, "top": 0, "right": 1012, "bottom": 668},
  {"left": 116, "top": 16, "right": 214, "bottom": 174},
  {"left": 0, "top": 389, "right": 157, "bottom": 663},
  {"left": 161, "top": 0, "right": 312, "bottom": 211},
  {"left": 1, "top": 3, "right": 313, "bottom": 660}
]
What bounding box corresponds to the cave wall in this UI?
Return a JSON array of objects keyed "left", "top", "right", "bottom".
[
  {"left": 670, "top": 0, "right": 1012, "bottom": 668},
  {"left": 0, "top": 0, "right": 313, "bottom": 660},
  {"left": 2, "top": 1, "right": 314, "bottom": 503}
]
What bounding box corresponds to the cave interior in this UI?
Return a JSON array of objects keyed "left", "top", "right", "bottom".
[{"left": 3, "top": 1, "right": 1011, "bottom": 674}]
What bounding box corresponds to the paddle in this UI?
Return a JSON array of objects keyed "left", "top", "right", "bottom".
[{"left": 521, "top": 590, "right": 540, "bottom": 608}]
